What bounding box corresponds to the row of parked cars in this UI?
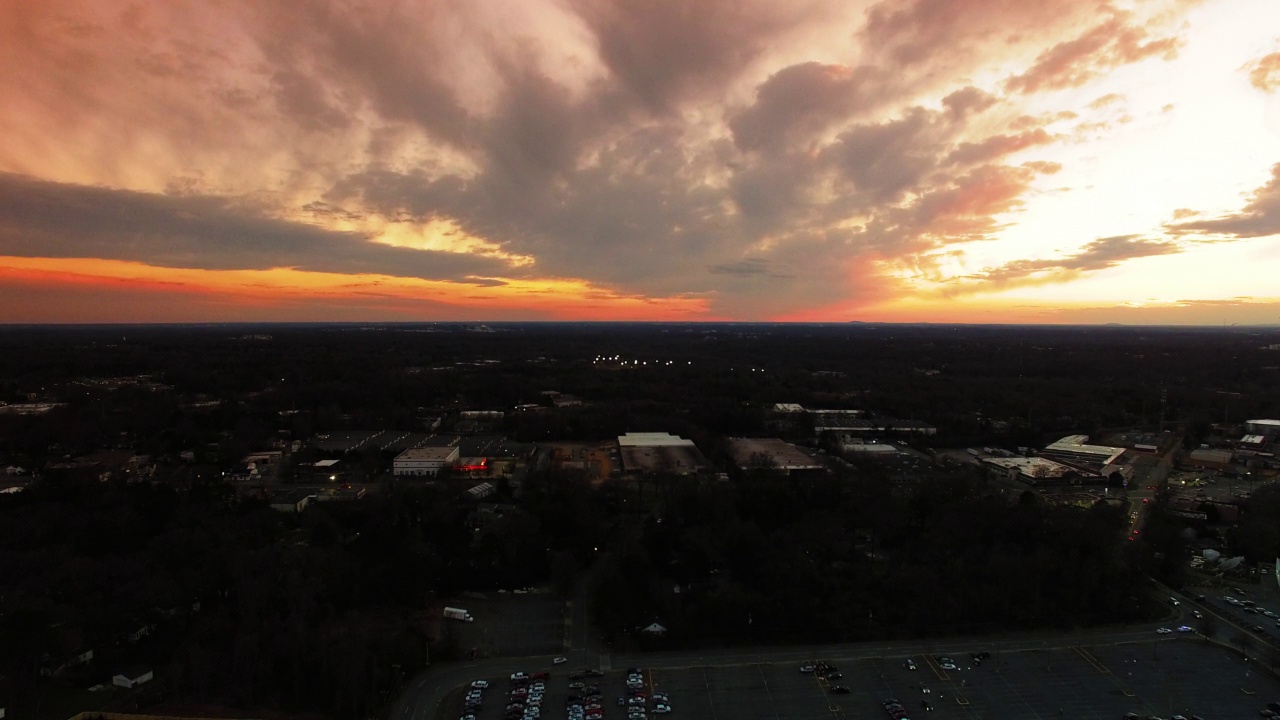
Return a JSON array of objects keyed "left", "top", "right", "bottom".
[
  {"left": 621, "top": 667, "right": 673, "bottom": 715},
  {"left": 882, "top": 697, "right": 912, "bottom": 720},
  {"left": 1122, "top": 712, "right": 1208, "bottom": 719}
]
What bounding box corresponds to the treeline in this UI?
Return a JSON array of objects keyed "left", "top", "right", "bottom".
[
  {"left": 0, "top": 476, "right": 563, "bottom": 719},
  {"left": 592, "top": 470, "right": 1150, "bottom": 647}
]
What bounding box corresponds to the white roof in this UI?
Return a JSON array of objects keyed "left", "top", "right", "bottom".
[
  {"left": 1248, "top": 419, "right": 1280, "bottom": 427},
  {"left": 772, "top": 403, "right": 806, "bottom": 413},
  {"left": 395, "top": 447, "right": 458, "bottom": 461},
  {"left": 1242, "top": 435, "right": 1267, "bottom": 444},
  {"left": 618, "top": 432, "right": 695, "bottom": 447},
  {"left": 313, "top": 459, "right": 340, "bottom": 467},
  {"left": 983, "top": 457, "right": 1072, "bottom": 476},
  {"left": 844, "top": 443, "right": 898, "bottom": 454},
  {"left": 1044, "top": 436, "right": 1125, "bottom": 464}
]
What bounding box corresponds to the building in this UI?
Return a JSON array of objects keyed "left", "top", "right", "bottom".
[
  {"left": 726, "top": 438, "right": 824, "bottom": 474},
  {"left": 1185, "top": 447, "right": 1232, "bottom": 470},
  {"left": 393, "top": 446, "right": 461, "bottom": 476},
  {"left": 1245, "top": 419, "right": 1280, "bottom": 436},
  {"left": 982, "top": 456, "right": 1076, "bottom": 485},
  {"left": 1039, "top": 435, "right": 1126, "bottom": 474},
  {"left": 618, "top": 432, "right": 709, "bottom": 475},
  {"left": 842, "top": 441, "right": 900, "bottom": 455},
  {"left": 112, "top": 665, "right": 154, "bottom": 689},
  {"left": 268, "top": 489, "right": 315, "bottom": 513}
]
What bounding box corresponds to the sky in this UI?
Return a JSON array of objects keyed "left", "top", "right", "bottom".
[{"left": 2, "top": 0, "right": 1280, "bottom": 324}]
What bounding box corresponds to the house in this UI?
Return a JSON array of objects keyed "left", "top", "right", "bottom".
[{"left": 112, "top": 665, "right": 153, "bottom": 688}]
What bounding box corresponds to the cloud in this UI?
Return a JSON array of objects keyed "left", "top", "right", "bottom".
[
  {"left": 0, "top": 0, "right": 1232, "bottom": 321},
  {"left": 569, "top": 0, "right": 821, "bottom": 114},
  {"left": 1167, "top": 162, "right": 1280, "bottom": 238},
  {"left": 729, "top": 62, "right": 889, "bottom": 153},
  {"left": 944, "top": 129, "right": 1056, "bottom": 166},
  {"left": 1003, "top": 13, "right": 1183, "bottom": 94},
  {"left": 952, "top": 234, "right": 1182, "bottom": 293},
  {"left": 0, "top": 173, "right": 514, "bottom": 282},
  {"left": 707, "top": 258, "right": 795, "bottom": 279},
  {"left": 1246, "top": 51, "right": 1280, "bottom": 92}
]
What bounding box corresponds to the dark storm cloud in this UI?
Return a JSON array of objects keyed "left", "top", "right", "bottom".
[
  {"left": 0, "top": 173, "right": 511, "bottom": 281},
  {"left": 569, "top": 0, "right": 818, "bottom": 114},
  {"left": 1167, "top": 163, "right": 1280, "bottom": 238}
]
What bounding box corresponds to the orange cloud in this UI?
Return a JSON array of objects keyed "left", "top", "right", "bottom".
[
  {"left": 1246, "top": 51, "right": 1280, "bottom": 92},
  {"left": 0, "top": 258, "right": 712, "bottom": 323},
  {"left": 1004, "top": 13, "right": 1183, "bottom": 94}
]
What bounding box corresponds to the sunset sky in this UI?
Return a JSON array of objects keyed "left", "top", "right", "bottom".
[{"left": 2, "top": 0, "right": 1279, "bottom": 324}]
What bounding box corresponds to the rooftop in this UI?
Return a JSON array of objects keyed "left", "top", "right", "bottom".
[
  {"left": 395, "top": 446, "right": 459, "bottom": 461},
  {"left": 726, "top": 438, "right": 824, "bottom": 471},
  {"left": 618, "top": 432, "right": 696, "bottom": 447}
]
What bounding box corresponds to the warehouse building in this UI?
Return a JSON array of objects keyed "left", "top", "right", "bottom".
[
  {"left": 618, "top": 432, "right": 709, "bottom": 475},
  {"left": 982, "top": 456, "right": 1076, "bottom": 485},
  {"left": 393, "top": 446, "right": 461, "bottom": 476},
  {"left": 726, "top": 438, "right": 824, "bottom": 474},
  {"left": 1245, "top": 419, "right": 1280, "bottom": 436}
]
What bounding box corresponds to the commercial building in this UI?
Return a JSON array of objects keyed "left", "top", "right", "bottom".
[
  {"left": 1185, "top": 447, "right": 1233, "bottom": 470},
  {"left": 618, "top": 432, "right": 709, "bottom": 475},
  {"left": 982, "top": 456, "right": 1076, "bottom": 485},
  {"left": 726, "top": 438, "right": 824, "bottom": 474},
  {"left": 1245, "top": 419, "right": 1280, "bottom": 436},
  {"left": 393, "top": 446, "right": 461, "bottom": 476},
  {"left": 1039, "top": 435, "right": 1126, "bottom": 474}
]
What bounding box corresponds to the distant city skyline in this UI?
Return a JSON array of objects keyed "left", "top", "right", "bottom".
[{"left": 1, "top": 0, "right": 1279, "bottom": 323}]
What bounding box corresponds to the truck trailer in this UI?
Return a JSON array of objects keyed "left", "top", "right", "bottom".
[{"left": 443, "top": 606, "right": 474, "bottom": 622}]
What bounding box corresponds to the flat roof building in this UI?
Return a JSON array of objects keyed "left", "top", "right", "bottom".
[
  {"left": 618, "top": 432, "right": 709, "bottom": 475},
  {"left": 1039, "top": 435, "right": 1126, "bottom": 475},
  {"left": 1186, "top": 447, "right": 1232, "bottom": 470},
  {"left": 393, "top": 446, "right": 460, "bottom": 476},
  {"left": 726, "top": 438, "right": 824, "bottom": 474},
  {"left": 983, "top": 456, "right": 1075, "bottom": 485},
  {"left": 1246, "top": 419, "right": 1280, "bottom": 436}
]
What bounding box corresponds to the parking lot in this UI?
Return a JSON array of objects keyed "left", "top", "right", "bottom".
[
  {"left": 454, "top": 593, "right": 568, "bottom": 658},
  {"left": 445, "top": 639, "right": 1280, "bottom": 720}
]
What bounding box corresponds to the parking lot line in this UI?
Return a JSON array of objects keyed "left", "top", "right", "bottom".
[
  {"left": 921, "top": 653, "right": 949, "bottom": 681},
  {"left": 1073, "top": 646, "right": 1110, "bottom": 674},
  {"left": 754, "top": 663, "right": 782, "bottom": 720},
  {"left": 700, "top": 667, "right": 720, "bottom": 720}
]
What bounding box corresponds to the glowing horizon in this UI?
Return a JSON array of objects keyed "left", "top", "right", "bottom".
[{"left": 1, "top": 0, "right": 1279, "bottom": 324}]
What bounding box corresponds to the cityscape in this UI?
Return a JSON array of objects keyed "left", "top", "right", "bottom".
[{"left": 4, "top": 1, "right": 1280, "bottom": 719}]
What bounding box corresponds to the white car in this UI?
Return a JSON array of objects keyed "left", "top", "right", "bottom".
[
  {"left": 471, "top": 680, "right": 489, "bottom": 689},
  {"left": 1177, "top": 625, "right": 1193, "bottom": 633},
  {"left": 800, "top": 664, "right": 816, "bottom": 673},
  {"left": 654, "top": 704, "right": 672, "bottom": 714},
  {"left": 553, "top": 656, "right": 568, "bottom": 665},
  {"left": 1156, "top": 627, "right": 1172, "bottom": 634},
  {"left": 940, "top": 662, "right": 958, "bottom": 671}
]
